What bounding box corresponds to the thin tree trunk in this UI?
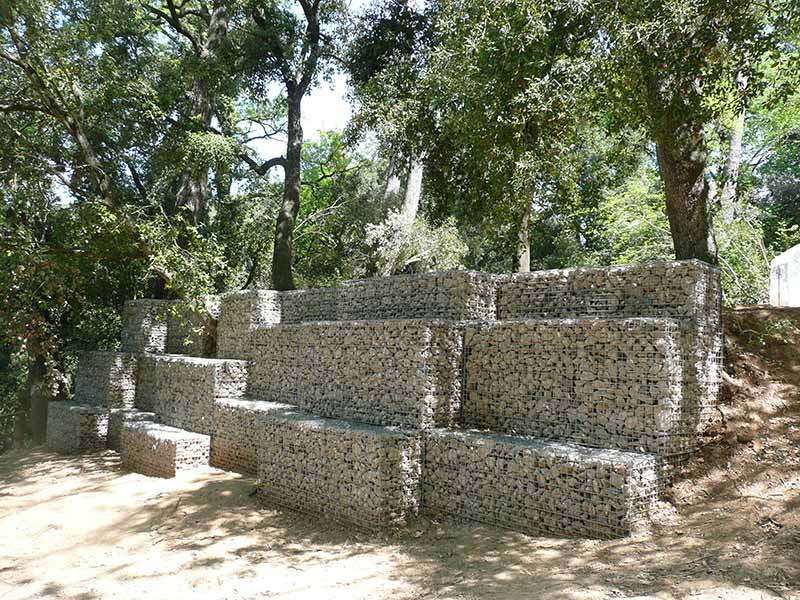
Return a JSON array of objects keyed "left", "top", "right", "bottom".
[
  {"left": 720, "top": 74, "right": 748, "bottom": 211},
  {"left": 13, "top": 357, "right": 30, "bottom": 449},
  {"left": 516, "top": 200, "right": 532, "bottom": 273},
  {"left": 271, "top": 92, "right": 303, "bottom": 291},
  {"left": 28, "top": 354, "right": 48, "bottom": 445},
  {"left": 720, "top": 110, "right": 745, "bottom": 208},
  {"left": 401, "top": 157, "right": 424, "bottom": 222},
  {"left": 383, "top": 155, "right": 402, "bottom": 202},
  {"left": 654, "top": 118, "right": 716, "bottom": 263}
]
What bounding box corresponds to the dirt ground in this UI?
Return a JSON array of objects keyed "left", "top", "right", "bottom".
[{"left": 1, "top": 308, "right": 799, "bottom": 600}]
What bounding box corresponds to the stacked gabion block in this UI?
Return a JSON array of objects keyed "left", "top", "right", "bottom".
[
  {"left": 281, "top": 287, "right": 339, "bottom": 323},
  {"left": 107, "top": 409, "right": 157, "bottom": 451},
  {"left": 249, "top": 320, "right": 464, "bottom": 429},
  {"left": 121, "top": 299, "right": 169, "bottom": 353},
  {"left": 46, "top": 403, "right": 109, "bottom": 454},
  {"left": 424, "top": 430, "right": 658, "bottom": 538},
  {"left": 496, "top": 259, "right": 723, "bottom": 460},
  {"left": 73, "top": 351, "right": 138, "bottom": 409},
  {"left": 210, "top": 399, "right": 294, "bottom": 474},
  {"left": 217, "top": 290, "right": 282, "bottom": 359},
  {"left": 120, "top": 421, "right": 210, "bottom": 478},
  {"left": 257, "top": 407, "right": 423, "bottom": 527},
  {"left": 135, "top": 355, "right": 248, "bottom": 435},
  {"left": 463, "top": 318, "right": 687, "bottom": 454},
  {"left": 215, "top": 271, "right": 496, "bottom": 362},
  {"left": 337, "top": 271, "right": 497, "bottom": 320}
]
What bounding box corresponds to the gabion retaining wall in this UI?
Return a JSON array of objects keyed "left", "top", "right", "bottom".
[
  {"left": 121, "top": 300, "right": 169, "bottom": 353},
  {"left": 107, "top": 409, "right": 157, "bottom": 451},
  {"left": 497, "top": 259, "right": 723, "bottom": 415},
  {"left": 135, "top": 355, "right": 248, "bottom": 435},
  {"left": 462, "top": 318, "right": 698, "bottom": 455},
  {"left": 249, "top": 320, "right": 464, "bottom": 429},
  {"left": 63, "top": 259, "right": 723, "bottom": 537},
  {"left": 210, "top": 399, "right": 294, "bottom": 474},
  {"left": 46, "top": 403, "right": 109, "bottom": 454},
  {"left": 73, "top": 351, "right": 138, "bottom": 409},
  {"left": 257, "top": 408, "right": 422, "bottom": 527},
  {"left": 217, "top": 291, "right": 282, "bottom": 359},
  {"left": 337, "top": 271, "right": 497, "bottom": 321},
  {"left": 423, "top": 429, "right": 659, "bottom": 538},
  {"left": 120, "top": 421, "right": 210, "bottom": 478}
]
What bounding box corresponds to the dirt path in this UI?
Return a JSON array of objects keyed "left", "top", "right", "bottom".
[{"left": 1, "top": 308, "right": 799, "bottom": 600}]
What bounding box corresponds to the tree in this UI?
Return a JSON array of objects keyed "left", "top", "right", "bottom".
[
  {"left": 596, "top": 0, "right": 800, "bottom": 263},
  {"left": 143, "top": 0, "right": 233, "bottom": 225},
  {"left": 239, "top": 0, "right": 347, "bottom": 290},
  {"left": 350, "top": 0, "right": 604, "bottom": 272}
]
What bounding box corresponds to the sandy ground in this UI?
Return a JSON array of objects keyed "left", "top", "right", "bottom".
[{"left": 1, "top": 308, "right": 799, "bottom": 600}]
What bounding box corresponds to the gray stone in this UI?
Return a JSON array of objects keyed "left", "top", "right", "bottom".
[
  {"left": 257, "top": 406, "right": 422, "bottom": 528},
  {"left": 46, "top": 403, "right": 109, "bottom": 454},
  {"left": 73, "top": 351, "right": 138, "bottom": 409},
  {"left": 120, "top": 420, "right": 210, "bottom": 478}
]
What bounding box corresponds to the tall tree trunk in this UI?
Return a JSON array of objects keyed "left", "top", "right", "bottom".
[
  {"left": 14, "top": 374, "right": 30, "bottom": 449},
  {"left": 719, "top": 110, "right": 745, "bottom": 209},
  {"left": 653, "top": 117, "right": 716, "bottom": 264},
  {"left": 383, "top": 155, "right": 402, "bottom": 202},
  {"left": 271, "top": 91, "right": 303, "bottom": 291},
  {"left": 175, "top": 3, "right": 229, "bottom": 225},
  {"left": 401, "top": 157, "right": 424, "bottom": 222},
  {"left": 27, "top": 354, "right": 48, "bottom": 445},
  {"left": 720, "top": 74, "right": 748, "bottom": 211},
  {"left": 516, "top": 200, "right": 532, "bottom": 273}
]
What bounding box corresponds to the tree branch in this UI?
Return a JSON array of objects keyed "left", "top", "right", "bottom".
[
  {"left": 241, "top": 154, "right": 287, "bottom": 176},
  {"left": 141, "top": 0, "right": 203, "bottom": 56}
]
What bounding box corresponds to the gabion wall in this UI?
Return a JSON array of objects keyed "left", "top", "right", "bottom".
[
  {"left": 73, "top": 351, "right": 138, "bottom": 409},
  {"left": 210, "top": 399, "right": 294, "bottom": 474},
  {"left": 217, "top": 291, "right": 282, "bottom": 360},
  {"left": 497, "top": 259, "right": 723, "bottom": 421},
  {"left": 423, "top": 429, "right": 658, "bottom": 538},
  {"left": 107, "top": 409, "right": 157, "bottom": 451},
  {"left": 337, "top": 271, "right": 497, "bottom": 321},
  {"left": 257, "top": 407, "right": 422, "bottom": 527},
  {"left": 120, "top": 421, "right": 210, "bottom": 478},
  {"left": 63, "top": 259, "right": 722, "bottom": 537},
  {"left": 462, "top": 318, "right": 701, "bottom": 456},
  {"left": 46, "top": 403, "right": 109, "bottom": 454},
  {"left": 249, "top": 320, "right": 464, "bottom": 429},
  {"left": 281, "top": 287, "right": 339, "bottom": 323},
  {"left": 135, "top": 355, "right": 248, "bottom": 435},
  {"left": 121, "top": 300, "right": 169, "bottom": 353}
]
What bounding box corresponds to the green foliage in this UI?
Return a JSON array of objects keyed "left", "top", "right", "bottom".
[{"left": 365, "top": 211, "right": 468, "bottom": 275}]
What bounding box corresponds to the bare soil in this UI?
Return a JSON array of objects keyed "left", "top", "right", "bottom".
[{"left": 1, "top": 307, "right": 799, "bottom": 600}]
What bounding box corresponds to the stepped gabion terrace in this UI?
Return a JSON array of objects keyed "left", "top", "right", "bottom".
[{"left": 47, "top": 259, "right": 722, "bottom": 538}]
